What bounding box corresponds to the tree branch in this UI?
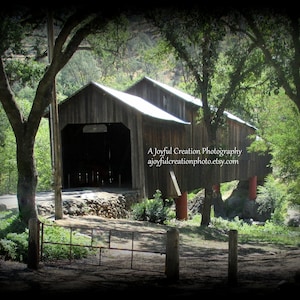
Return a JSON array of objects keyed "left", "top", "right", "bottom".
[{"left": 0, "top": 57, "right": 24, "bottom": 137}]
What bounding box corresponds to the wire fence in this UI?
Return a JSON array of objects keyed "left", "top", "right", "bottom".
[{"left": 40, "top": 222, "right": 167, "bottom": 273}]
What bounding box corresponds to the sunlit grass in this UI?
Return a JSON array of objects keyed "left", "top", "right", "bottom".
[{"left": 173, "top": 214, "right": 300, "bottom": 247}]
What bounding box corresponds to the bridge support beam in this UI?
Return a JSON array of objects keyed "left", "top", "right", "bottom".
[
  {"left": 212, "top": 183, "right": 220, "bottom": 193},
  {"left": 249, "top": 176, "right": 257, "bottom": 200},
  {"left": 175, "top": 191, "right": 188, "bottom": 220}
]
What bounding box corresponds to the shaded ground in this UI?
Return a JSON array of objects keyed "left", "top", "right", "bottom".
[{"left": 1, "top": 214, "right": 300, "bottom": 297}]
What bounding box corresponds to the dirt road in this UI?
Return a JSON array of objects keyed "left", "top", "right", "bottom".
[{"left": 1, "top": 214, "right": 300, "bottom": 296}]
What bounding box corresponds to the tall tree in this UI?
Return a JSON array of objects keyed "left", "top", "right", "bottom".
[
  {"left": 0, "top": 5, "right": 126, "bottom": 225},
  {"left": 230, "top": 8, "right": 300, "bottom": 210},
  {"left": 237, "top": 8, "right": 300, "bottom": 112},
  {"left": 147, "top": 7, "right": 267, "bottom": 226},
  {"left": 249, "top": 91, "right": 300, "bottom": 207}
]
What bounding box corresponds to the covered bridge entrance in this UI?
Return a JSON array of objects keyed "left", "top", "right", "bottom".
[
  {"left": 61, "top": 122, "right": 131, "bottom": 188},
  {"left": 51, "top": 81, "right": 189, "bottom": 198}
]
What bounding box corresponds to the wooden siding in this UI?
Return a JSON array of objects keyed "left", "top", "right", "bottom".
[
  {"left": 55, "top": 80, "right": 271, "bottom": 199},
  {"left": 142, "top": 119, "right": 191, "bottom": 198},
  {"left": 126, "top": 78, "right": 197, "bottom": 121},
  {"left": 141, "top": 116, "right": 271, "bottom": 198},
  {"left": 126, "top": 77, "right": 271, "bottom": 196}
]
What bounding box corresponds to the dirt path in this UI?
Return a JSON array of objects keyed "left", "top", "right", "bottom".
[{"left": 1, "top": 215, "right": 300, "bottom": 297}]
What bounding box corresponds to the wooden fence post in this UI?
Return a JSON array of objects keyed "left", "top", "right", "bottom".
[
  {"left": 165, "top": 227, "right": 179, "bottom": 281},
  {"left": 228, "top": 229, "right": 238, "bottom": 286},
  {"left": 27, "top": 217, "right": 40, "bottom": 270}
]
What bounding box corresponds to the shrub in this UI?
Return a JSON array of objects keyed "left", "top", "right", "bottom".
[
  {"left": 256, "top": 174, "right": 288, "bottom": 225},
  {"left": 0, "top": 211, "right": 95, "bottom": 263},
  {"left": 130, "top": 189, "right": 174, "bottom": 224}
]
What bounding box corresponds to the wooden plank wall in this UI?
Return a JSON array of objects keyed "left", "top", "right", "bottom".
[
  {"left": 57, "top": 82, "right": 271, "bottom": 199},
  {"left": 127, "top": 78, "right": 271, "bottom": 196},
  {"left": 142, "top": 115, "right": 271, "bottom": 198}
]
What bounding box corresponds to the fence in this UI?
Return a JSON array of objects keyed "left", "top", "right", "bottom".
[
  {"left": 28, "top": 218, "right": 237, "bottom": 284},
  {"left": 28, "top": 218, "right": 180, "bottom": 280},
  {"left": 41, "top": 222, "right": 166, "bottom": 268}
]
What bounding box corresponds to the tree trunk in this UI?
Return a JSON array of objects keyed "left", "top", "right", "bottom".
[
  {"left": 212, "top": 190, "right": 226, "bottom": 218},
  {"left": 201, "top": 187, "right": 213, "bottom": 226},
  {"left": 16, "top": 135, "right": 38, "bottom": 226},
  {"left": 200, "top": 124, "right": 218, "bottom": 227}
]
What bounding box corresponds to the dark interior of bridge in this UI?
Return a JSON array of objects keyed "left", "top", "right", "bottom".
[{"left": 61, "top": 123, "right": 132, "bottom": 189}]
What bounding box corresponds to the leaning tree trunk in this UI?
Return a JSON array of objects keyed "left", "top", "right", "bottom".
[{"left": 16, "top": 135, "right": 38, "bottom": 226}]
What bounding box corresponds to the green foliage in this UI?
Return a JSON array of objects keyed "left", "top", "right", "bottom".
[
  {"left": 169, "top": 213, "right": 300, "bottom": 247},
  {"left": 86, "top": 15, "right": 132, "bottom": 89},
  {"left": 0, "top": 210, "right": 26, "bottom": 236},
  {"left": 187, "top": 188, "right": 202, "bottom": 200},
  {"left": 41, "top": 223, "right": 93, "bottom": 261},
  {"left": 1, "top": 207, "right": 299, "bottom": 264},
  {"left": 0, "top": 211, "right": 94, "bottom": 263},
  {"left": 185, "top": 215, "right": 300, "bottom": 247},
  {"left": 256, "top": 174, "right": 288, "bottom": 225},
  {"left": 130, "top": 189, "right": 175, "bottom": 224},
  {"left": 57, "top": 50, "right": 102, "bottom": 98},
  {"left": 287, "top": 180, "right": 300, "bottom": 206},
  {"left": 235, "top": 220, "right": 300, "bottom": 246},
  {"left": 5, "top": 231, "right": 28, "bottom": 261},
  {"left": 248, "top": 92, "right": 300, "bottom": 206},
  {"left": 0, "top": 127, "right": 18, "bottom": 194},
  {"left": 0, "top": 238, "right": 18, "bottom": 260},
  {"left": 0, "top": 11, "right": 28, "bottom": 54},
  {"left": 220, "top": 180, "right": 238, "bottom": 195},
  {"left": 35, "top": 119, "right": 52, "bottom": 192},
  {"left": 5, "top": 59, "right": 44, "bottom": 92},
  {"left": 0, "top": 210, "right": 28, "bottom": 261},
  {"left": 85, "top": 15, "right": 177, "bottom": 91},
  {"left": 0, "top": 104, "right": 9, "bottom": 147},
  {"left": 0, "top": 114, "right": 52, "bottom": 194}
]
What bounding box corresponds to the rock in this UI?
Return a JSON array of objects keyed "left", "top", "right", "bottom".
[{"left": 0, "top": 203, "right": 7, "bottom": 211}]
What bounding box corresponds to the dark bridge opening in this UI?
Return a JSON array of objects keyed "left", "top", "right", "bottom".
[{"left": 61, "top": 123, "right": 132, "bottom": 189}]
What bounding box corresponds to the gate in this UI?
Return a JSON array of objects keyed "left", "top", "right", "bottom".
[{"left": 39, "top": 221, "right": 168, "bottom": 272}]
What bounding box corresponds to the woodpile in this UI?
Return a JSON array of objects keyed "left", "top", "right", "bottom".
[{"left": 37, "top": 191, "right": 139, "bottom": 219}]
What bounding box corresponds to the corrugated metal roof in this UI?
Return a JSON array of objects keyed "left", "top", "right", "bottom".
[
  {"left": 144, "top": 76, "right": 256, "bottom": 129},
  {"left": 92, "top": 82, "right": 190, "bottom": 125}
]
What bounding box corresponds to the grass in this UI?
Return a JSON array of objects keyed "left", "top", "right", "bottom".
[
  {"left": 0, "top": 208, "right": 299, "bottom": 264},
  {"left": 177, "top": 214, "right": 300, "bottom": 247}
]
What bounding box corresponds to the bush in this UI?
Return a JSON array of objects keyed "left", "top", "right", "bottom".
[
  {"left": 0, "top": 210, "right": 95, "bottom": 263},
  {"left": 130, "top": 189, "right": 174, "bottom": 224},
  {"left": 41, "top": 223, "right": 94, "bottom": 261},
  {"left": 256, "top": 174, "right": 288, "bottom": 225}
]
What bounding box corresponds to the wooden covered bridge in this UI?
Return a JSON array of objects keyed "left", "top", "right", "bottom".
[{"left": 51, "top": 76, "right": 271, "bottom": 205}]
